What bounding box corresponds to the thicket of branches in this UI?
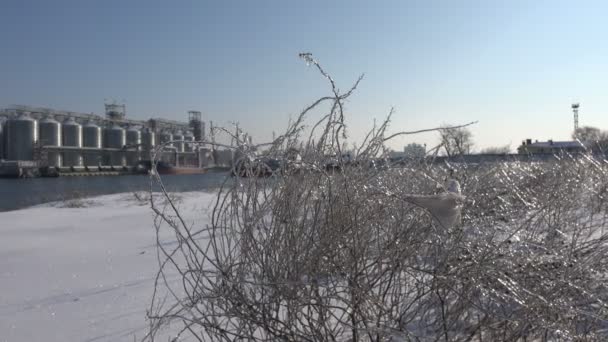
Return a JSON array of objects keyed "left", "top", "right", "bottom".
[{"left": 145, "top": 54, "right": 608, "bottom": 341}]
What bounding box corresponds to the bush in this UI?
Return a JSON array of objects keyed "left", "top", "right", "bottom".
[{"left": 146, "top": 55, "right": 608, "bottom": 341}]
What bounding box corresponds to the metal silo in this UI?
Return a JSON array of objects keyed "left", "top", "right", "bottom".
[
  {"left": 38, "top": 116, "right": 62, "bottom": 167},
  {"left": 126, "top": 126, "right": 141, "bottom": 148},
  {"left": 6, "top": 113, "right": 37, "bottom": 161},
  {"left": 104, "top": 124, "right": 126, "bottom": 148},
  {"left": 83, "top": 121, "right": 102, "bottom": 167},
  {"left": 159, "top": 131, "right": 173, "bottom": 148},
  {"left": 184, "top": 130, "right": 195, "bottom": 152},
  {"left": 62, "top": 117, "right": 83, "bottom": 166},
  {"left": 141, "top": 128, "right": 156, "bottom": 151},
  {"left": 83, "top": 121, "right": 102, "bottom": 148},
  {"left": 140, "top": 128, "right": 156, "bottom": 163},
  {"left": 126, "top": 126, "right": 142, "bottom": 166},
  {"left": 104, "top": 124, "right": 126, "bottom": 166},
  {"left": 173, "top": 130, "right": 185, "bottom": 153},
  {"left": 0, "top": 118, "right": 5, "bottom": 159}
]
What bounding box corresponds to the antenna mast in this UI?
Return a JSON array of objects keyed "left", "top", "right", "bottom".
[{"left": 572, "top": 103, "right": 580, "bottom": 132}]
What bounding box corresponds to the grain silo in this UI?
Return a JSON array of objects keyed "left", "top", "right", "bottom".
[
  {"left": 0, "top": 118, "right": 5, "bottom": 159},
  {"left": 6, "top": 113, "right": 37, "bottom": 161},
  {"left": 82, "top": 121, "right": 102, "bottom": 167},
  {"left": 38, "top": 116, "right": 62, "bottom": 167},
  {"left": 126, "top": 126, "right": 142, "bottom": 166},
  {"left": 173, "top": 130, "right": 185, "bottom": 153},
  {"left": 104, "top": 124, "right": 126, "bottom": 166},
  {"left": 159, "top": 131, "right": 173, "bottom": 148},
  {"left": 184, "top": 130, "right": 195, "bottom": 152},
  {"left": 61, "top": 117, "right": 83, "bottom": 166},
  {"left": 141, "top": 128, "right": 156, "bottom": 152}
]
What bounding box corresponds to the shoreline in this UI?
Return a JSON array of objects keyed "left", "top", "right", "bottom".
[
  {"left": 0, "top": 171, "right": 229, "bottom": 212},
  {"left": 0, "top": 190, "right": 215, "bottom": 341}
]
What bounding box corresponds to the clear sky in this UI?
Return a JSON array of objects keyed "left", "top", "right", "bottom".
[{"left": 1, "top": 0, "right": 608, "bottom": 151}]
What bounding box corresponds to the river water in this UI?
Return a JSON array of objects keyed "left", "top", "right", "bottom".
[{"left": 0, "top": 171, "right": 230, "bottom": 212}]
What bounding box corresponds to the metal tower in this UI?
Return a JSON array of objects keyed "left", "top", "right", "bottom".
[
  {"left": 188, "top": 110, "right": 204, "bottom": 141},
  {"left": 104, "top": 100, "right": 126, "bottom": 121},
  {"left": 572, "top": 103, "right": 580, "bottom": 132}
]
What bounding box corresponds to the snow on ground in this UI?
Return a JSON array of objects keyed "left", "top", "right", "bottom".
[{"left": 0, "top": 191, "right": 217, "bottom": 342}]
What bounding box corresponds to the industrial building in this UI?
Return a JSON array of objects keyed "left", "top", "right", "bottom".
[
  {"left": 0, "top": 103, "right": 225, "bottom": 176},
  {"left": 517, "top": 139, "right": 585, "bottom": 154},
  {"left": 517, "top": 104, "right": 587, "bottom": 155}
]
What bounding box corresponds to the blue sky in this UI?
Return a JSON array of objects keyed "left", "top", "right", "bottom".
[{"left": 1, "top": 0, "right": 608, "bottom": 151}]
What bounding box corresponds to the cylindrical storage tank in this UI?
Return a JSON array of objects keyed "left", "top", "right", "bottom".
[
  {"left": 0, "top": 118, "right": 5, "bottom": 159},
  {"left": 38, "top": 116, "right": 62, "bottom": 167},
  {"left": 104, "top": 124, "right": 126, "bottom": 148},
  {"left": 6, "top": 113, "right": 37, "bottom": 161},
  {"left": 184, "top": 131, "right": 195, "bottom": 152},
  {"left": 62, "top": 118, "right": 82, "bottom": 147},
  {"left": 173, "top": 130, "right": 185, "bottom": 153},
  {"left": 159, "top": 131, "right": 173, "bottom": 148},
  {"left": 126, "top": 126, "right": 141, "bottom": 148},
  {"left": 62, "top": 117, "right": 83, "bottom": 166},
  {"left": 104, "top": 124, "right": 126, "bottom": 166},
  {"left": 83, "top": 121, "right": 102, "bottom": 148},
  {"left": 126, "top": 126, "right": 142, "bottom": 166},
  {"left": 141, "top": 128, "right": 156, "bottom": 153},
  {"left": 82, "top": 121, "right": 102, "bottom": 167}
]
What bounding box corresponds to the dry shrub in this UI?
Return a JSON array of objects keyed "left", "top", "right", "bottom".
[{"left": 146, "top": 55, "right": 608, "bottom": 341}]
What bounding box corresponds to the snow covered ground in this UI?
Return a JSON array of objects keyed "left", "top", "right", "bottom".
[{"left": 0, "top": 191, "right": 217, "bottom": 342}]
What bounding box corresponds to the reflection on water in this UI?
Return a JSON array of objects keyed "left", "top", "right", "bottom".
[{"left": 0, "top": 171, "right": 230, "bottom": 212}]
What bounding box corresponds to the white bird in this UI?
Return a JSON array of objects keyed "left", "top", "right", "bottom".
[{"left": 403, "top": 178, "right": 464, "bottom": 229}]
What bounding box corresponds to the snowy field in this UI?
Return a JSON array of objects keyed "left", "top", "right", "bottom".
[{"left": 0, "top": 191, "right": 216, "bottom": 342}]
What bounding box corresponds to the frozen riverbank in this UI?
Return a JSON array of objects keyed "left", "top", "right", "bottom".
[
  {"left": 0, "top": 171, "right": 229, "bottom": 212},
  {"left": 0, "top": 191, "right": 216, "bottom": 342}
]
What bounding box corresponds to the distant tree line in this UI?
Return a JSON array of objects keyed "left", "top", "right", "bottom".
[
  {"left": 573, "top": 126, "right": 608, "bottom": 152},
  {"left": 439, "top": 126, "right": 511, "bottom": 156}
]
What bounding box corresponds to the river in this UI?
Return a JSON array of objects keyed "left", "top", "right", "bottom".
[{"left": 0, "top": 171, "right": 230, "bottom": 212}]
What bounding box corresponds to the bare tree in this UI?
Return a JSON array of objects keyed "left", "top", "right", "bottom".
[
  {"left": 573, "top": 125, "right": 608, "bottom": 152},
  {"left": 439, "top": 126, "right": 474, "bottom": 157}
]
